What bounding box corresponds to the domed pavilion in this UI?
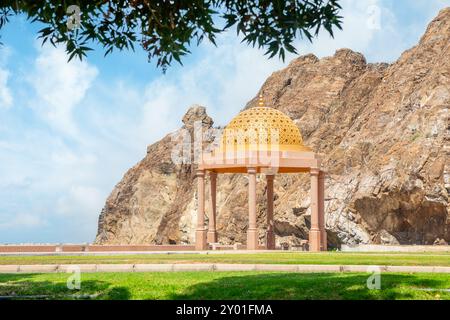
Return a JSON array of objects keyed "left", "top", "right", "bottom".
[{"left": 196, "top": 96, "right": 326, "bottom": 252}]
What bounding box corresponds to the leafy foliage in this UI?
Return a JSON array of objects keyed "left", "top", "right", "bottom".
[{"left": 0, "top": 1, "right": 342, "bottom": 71}]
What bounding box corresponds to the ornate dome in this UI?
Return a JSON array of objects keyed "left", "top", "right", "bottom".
[{"left": 218, "top": 107, "right": 310, "bottom": 152}]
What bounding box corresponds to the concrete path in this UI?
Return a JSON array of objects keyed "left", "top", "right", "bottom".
[
  {"left": 341, "top": 244, "right": 450, "bottom": 253},
  {"left": 1, "top": 250, "right": 449, "bottom": 257},
  {"left": 0, "top": 250, "right": 297, "bottom": 256},
  {"left": 0, "top": 264, "right": 449, "bottom": 273}
]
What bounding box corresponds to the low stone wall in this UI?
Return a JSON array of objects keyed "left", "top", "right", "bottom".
[
  {"left": 88, "top": 245, "right": 196, "bottom": 252},
  {"left": 0, "top": 245, "right": 58, "bottom": 252},
  {"left": 61, "top": 245, "right": 87, "bottom": 252},
  {"left": 0, "top": 244, "right": 196, "bottom": 253},
  {"left": 341, "top": 244, "right": 450, "bottom": 252}
]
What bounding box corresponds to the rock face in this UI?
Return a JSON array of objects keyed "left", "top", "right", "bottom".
[{"left": 95, "top": 9, "right": 450, "bottom": 247}]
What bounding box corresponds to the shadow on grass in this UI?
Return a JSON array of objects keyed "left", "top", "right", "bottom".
[
  {"left": 0, "top": 274, "right": 130, "bottom": 300},
  {"left": 169, "top": 273, "right": 449, "bottom": 300},
  {"left": 0, "top": 272, "right": 448, "bottom": 300}
]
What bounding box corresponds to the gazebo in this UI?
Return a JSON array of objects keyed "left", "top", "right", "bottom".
[{"left": 195, "top": 96, "right": 327, "bottom": 252}]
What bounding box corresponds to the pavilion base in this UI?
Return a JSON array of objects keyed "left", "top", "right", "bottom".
[
  {"left": 321, "top": 230, "right": 328, "bottom": 251},
  {"left": 195, "top": 230, "right": 208, "bottom": 250},
  {"left": 266, "top": 231, "right": 275, "bottom": 250},
  {"left": 309, "top": 229, "right": 321, "bottom": 252},
  {"left": 207, "top": 231, "right": 217, "bottom": 243},
  {"left": 247, "top": 229, "right": 258, "bottom": 250}
]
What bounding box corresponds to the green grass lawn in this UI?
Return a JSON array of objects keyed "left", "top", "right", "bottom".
[
  {"left": 0, "top": 252, "right": 449, "bottom": 266},
  {"left": 0, "top": 272, "right": 449, "bottom": 300}
]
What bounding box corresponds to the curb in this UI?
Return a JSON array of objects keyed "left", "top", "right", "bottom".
[{"left": 0, "top": 264, "right": 449, "bottom": 274}]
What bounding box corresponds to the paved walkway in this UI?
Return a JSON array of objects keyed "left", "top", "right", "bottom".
[
  {"left": 342, "top": 244, "right": 450, "bottom": 252},
  {"left": 0, "top": 250, "right": 279, "bottom": 256},
  {"left": 0, "top": 264, "right": 449, "bottom": 273}
]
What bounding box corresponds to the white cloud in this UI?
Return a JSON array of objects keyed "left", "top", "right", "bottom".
[
  {"left": 56, "top": 185, "right": 104, "bottom": 218},
  {"left": 292, "top": 0, "right": 404, "bottom": 62},
  {"left": 0, "top": 213, "right": 45, "bottom": 230},
  {"left": 27, "top": 45, "right": 98, "bottom": 136}
]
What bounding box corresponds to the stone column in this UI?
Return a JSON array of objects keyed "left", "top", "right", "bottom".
[
  {"left": 309, "top": 168, "right": 321, "bottom": 252},
  {"left": 266, "top": 175, "right": 275, "bottom": 250},
  {"left": 247, "top": 167, "right": 258, "bottom": 250},
  {"left": 207, "top": 171, "right": 218, "bottom": 243},
  {"left": 195, "top": 169, "right": 207, "bottom": 250},
  {"left": 318, "top": 171, "right": 327, "bottom": 251}
]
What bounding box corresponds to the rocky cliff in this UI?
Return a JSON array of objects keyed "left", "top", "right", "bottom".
[{"left": 95, "top": 8, "right": 450, "bottom": 247}]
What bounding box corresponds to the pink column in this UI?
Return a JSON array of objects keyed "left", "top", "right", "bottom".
[
  {"left": 319, "top": 171, "right": 327, "bottom": 251},
  {"left": 195, "top": 169, "right": 207, "bottom": 250},
  {"left": 207, "top": 171, "right": 218, "bottom": 243},
  {"left": 266, "top": 175, "right": 275, "bottom": 250},
  {"left": 247, "top": 167, "right": 258, "bottom": 250},
  {"left": 309, "top": 168, "right": 321, "bottom": 252}
]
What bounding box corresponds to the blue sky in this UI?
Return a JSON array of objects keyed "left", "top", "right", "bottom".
[{"left": 0, "top": 0, "right": 448, "bottom": 244}]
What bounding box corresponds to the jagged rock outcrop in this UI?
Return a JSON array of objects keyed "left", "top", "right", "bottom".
[{"left": 95, "top": 8, "right": 450, "bottom": 246}]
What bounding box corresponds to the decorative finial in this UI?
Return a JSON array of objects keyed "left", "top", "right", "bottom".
[{"left": 258, "top": 93, "right": 264, "bottom": 107}]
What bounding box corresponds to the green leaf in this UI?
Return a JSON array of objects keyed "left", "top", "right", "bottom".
[{"left": 1, "top": 0, "right": 343, "bottom": 71}]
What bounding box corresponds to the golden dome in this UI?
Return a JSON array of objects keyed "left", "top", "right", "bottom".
[{"left": 218, "top": 107, "right": 311, "bottom": 152}]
